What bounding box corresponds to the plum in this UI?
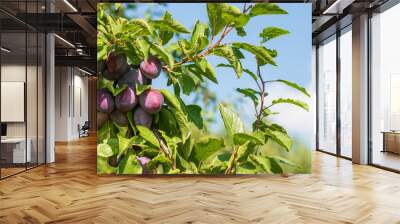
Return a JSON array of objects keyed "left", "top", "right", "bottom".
[
  {"left": 110, "top": 110, "right": 129, "bottom": 126},
  {"left": 117, "top": 68, "right": 149, "bottom": 87},
  {"left": 115, "top": 86, "right": 138, "bottom": 112},
  {"left": 97, "top": 112, "right": 109, "bottom": 129},
  {"left": 97, "top": 89, "right": 114, "bottom": 113},
  {"left": 108, "top": 155, "right": 119, "bottom": 167},
  {"left": 133, "top": 107, "right": 153, "bottom": 128},
  {"left": 136, "top": 156, "right": 152, "bottom": 174},
  {"left": 104, "top": 51, "right": 129, "bottom": 80},
  {"left": 139, "top": 89, "right": 164, "bottom": 114},
  {"left": 139, "top": 56, "right": 161, "bottom": 79}
]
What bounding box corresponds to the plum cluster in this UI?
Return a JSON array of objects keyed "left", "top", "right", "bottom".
[{"left": 98, "top": 52, "right": 164, "bottom": 170}]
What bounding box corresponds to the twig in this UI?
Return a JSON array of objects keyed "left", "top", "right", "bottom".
[
  {"left": 152, "top": 129, "right": 176, "bottom": 169},
  {"left": 225, "top": 146, "right": 239, "bottom": 174},
  {"left": 254, "top": 64, "right": 266, "bottom": 130},
  {"left": 169, "top": 3, "right": 252, "bottom": 71}
]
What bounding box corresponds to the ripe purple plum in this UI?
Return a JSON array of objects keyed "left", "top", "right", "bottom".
[
  {"left": 97, "top": 89, "right": 115, "bottom": 113},
  {"left": 110, "top": 110, "right": 129, "bottom": 126},
  {"left": 139, "top": 56, "right": 161, "bottom": 79},
  {"left": 104, "top": 51, "right": 129, "bottom": 80},
  {"left": 139, "top": 89, "right": 164, "bottom": 114},
  {"left": 97, "top": 112, "right": 109, "bottom": 129},
  {"left": 117, "top": 68, "right": 149, "bottom": 87},
  {"left": 133, "top": 107, "right": 153, "bottom": 128},
  {"left": 108, "top": 155, "right": 119, "bottom": 167},
  {"left": 115, "top": 86, "right": 138, "bottom": 112}
]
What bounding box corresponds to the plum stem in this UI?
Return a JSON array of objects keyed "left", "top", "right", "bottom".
[{"left": 152, "top": 129, "right": 176, "bottom": 169}]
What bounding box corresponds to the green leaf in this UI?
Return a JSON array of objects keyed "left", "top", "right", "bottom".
[
  {"left": 159, "top": 30, "right": 174, "bottom": 46},
  {"left": 194, "top": 58, "right": 218, "bottom": 83},
  {"left": 128, "top": 19, "right": 153, "bottom": 35},
  {"left": 218, "top": 103, "right": 244, "bottom": 143},
  {"left": 117, "top": 135, "right": 133, "bottom": 159},
  {"left": 135, "top": 84, "right": 151, "bottom": 95},
  {"left": 97, "top": 120, "right": 114, "bottom": 143},
  {"left": 249, "top": 155, "right": 272, "bottom": 173},
  {"left": 268, "top": 80, "right": 310, "bottom": 97},
  {"left": 207, "top": 4, "right": 226, "bottom": 36},
  {"left": 191, "top": 136, "right": 225, "bottom": 165},
  {"left": 269, "top": 157, "right": 284, "bottom": 173},
  {"left": 97, "top": 45, "right": 108, "bottom": 61},
  {"left": 236, "top": 141, "right": 256, "bottom": 163},
  {"left": 268, "top": 155, "right": 298, "bottom": 167},
  {"left": 135, "top": 37, "right": 150, "bottom": 60},
  {"left": 235, "top": 161, "right": 258, "bottom": 174},
  {"left": 232, "top": 42, "right": 276, "bottom": 66},
  {"left": 126, "top": 111, "right": 137, "bottom": 135},
  {"left": 264, "top": 129, "right": 292, "bottom": 151},
  {"left": 249, "top": 3, "right": 288, "bottom": 17},
  {"left": 152, "top": 11, "right": 190, "bottom": 34},
  {"left": 98, "top": 77, "right": 127, "bottom": 96},
  {"left": 150, "top": 43, "right": 174, "bottom": 69},
  {"left": 212, "top": 45, "right": 243, "bottom": 77},
  {"left": 200, "top": 152, "right": 230, "bottom": 174},
  {"left": 157, "top": 11, "right": 177, "bottom": 45},
  {"left": 270, "top": 98, "right": 309, "bottom": 111},
  {"left": 178, "top": 137, "right": 194, "bottom": 160},
  {"left": 262, "top": 108, "right": 279, "bottom": 117},
  {"left": 236, "top": 27, "right": 246, "bottom": 37},
  {"left": 260, "top": 27, "right": 290, "bottom": 43},
  {"left": 236, "top": 88, "right": 259, "bottom": 106},
  {"left": 178, "top": 74, "right": 196, "bottom": 95},
  {"left": 97, "top": 157, "right": 117, "bottom": 174},
  {"left": 136, "top": 125, "right": 160, "bottom": 148},
  {"left": 171, "top": 107, "right": 191, "bottom": 143},
  {"left": 243, "top": 69, "right": 258, "bottom": 81},
  {"left": 191, "top": 20, "right": 209, "bottom": 53},
  {"left": 160, "top": 89, "right": 191, "bottom": 142},
  {"left": 186, "top": 105, "right": 204, "bottom": 129},
  {"left": 117, "top": 152, "right": 143, "bottom": 174},
  {"left": 176, "top": 154, "right": 198, "bottom": 174},
  {"left": 233, "top": 133, "right": 263, "bottom": 146},
  {"left": 220, "top": 4, "right": 243, "bottom": 24},
  {"left": 147, "top": 154, "right": 172, "bottom": 172},
  {"left": 177, "top": 39, "right": 192, "bottom": 57},
  {"left": 157, "top": 107, "right": 179, "bottom": 136},
  {"left": 160, "top": 89, "right": 183, "bottom": 111},
  {"left": 97, "top": 143, "right": 114, "bottom": 158},
  {"left": 187, "top": 62, "right": 218, "bottom": 84}
]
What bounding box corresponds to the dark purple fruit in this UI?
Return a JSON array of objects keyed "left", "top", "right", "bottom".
[
  {"left": 104, "top": 51, "right": 129, "bottom": 80},
  {"left": 117, "top": 68, "right": 149, "bottom": 87},
  {"left": 133, "top": 107, "right": 153, "bottom": 128},
  {"left": 108, "top": 155, "right": 119, "bottom": 167},
  {"left": 115, "top": 87, "right": 138, "bottom": 112},
  {"left": 97, "top": 89, "right": 114, "bottom": 113},
  {"left": 139, "top": 56, "right": 161, "bottom": 79},
  {"left": 110, "top": 110, "right": 128, "bottom": 126},
  {"left": 136, "top": 156, "right": 152, "bottom": 174},
  {"left": 139, "top": 89, "right": 164, "bottom": 114},
  {"left": 97, "top": 112, "right": 109, "bottom": 129}
]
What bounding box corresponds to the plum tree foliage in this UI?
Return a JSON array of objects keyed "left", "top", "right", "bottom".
[{"left": 97, "top": 3, "right": 309, "bottom": 175}]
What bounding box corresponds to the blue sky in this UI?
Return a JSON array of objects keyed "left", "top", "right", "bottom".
[{"left": 124, "top": 3, "right": 313, "bottom": 146}]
